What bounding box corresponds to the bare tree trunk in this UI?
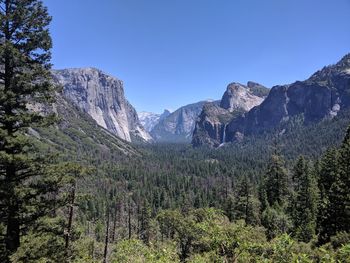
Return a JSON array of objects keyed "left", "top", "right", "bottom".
[
  {"left": 112, "top": 205, "right": 118, "bottom": 242},
  {"left": 128, "top": 201, "right": 132, "bottom": 239},
  {"left": 65, "top": 182, "right": 76, "bottom": 257},
  {"left": 103, "top": 210, "right": 110, "bottom": 263}
]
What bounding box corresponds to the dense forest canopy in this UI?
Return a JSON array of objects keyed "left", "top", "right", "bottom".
[{"left": 1, "top": 1, "right": 350, "bottom": 262}]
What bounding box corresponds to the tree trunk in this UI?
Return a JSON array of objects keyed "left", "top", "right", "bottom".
[
  {"left": 4, "top": 0, "right": 20, "bottom": 257},
  {"left": 103, "top": 211, "right": 110, "bottom": 263},
  {"left": 128, "top": 201, "right": 132, "bottom": 239},
  {"left": 112, "top": 205, "right": 118, "bottom": 242},
  {"left": 5, "top": 202, "right": 20, "bottom": 254},
  {"left": 65, "top": 182, "right": 76, "bottom": 256}
]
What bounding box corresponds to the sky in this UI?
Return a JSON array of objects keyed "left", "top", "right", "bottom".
[{"left": 43, "top": 0, "right": 350, "bottom": 113}]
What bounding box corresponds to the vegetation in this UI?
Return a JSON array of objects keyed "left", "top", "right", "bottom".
[{"left": 1, "top": 0, "right": 350, "bottom": 262}]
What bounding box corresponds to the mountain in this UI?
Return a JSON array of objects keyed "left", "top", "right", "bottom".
[
  {"left": 138, "top": 110, "right": 171, "bottom": 132},
  {"left": 151, "top": 101, "right": 219, "bottom": 143},
  {"left": 224, "top": 53, "right": 350, "bottom": 142},
  {"left": 192, "top": 82, "right": 269, "bottom": 147},
  {"left": 52, "top": 68, "right": 152, "bottom": 143},
  {"left": 29, "top": 91, "right": 138, "bottom": 159}
]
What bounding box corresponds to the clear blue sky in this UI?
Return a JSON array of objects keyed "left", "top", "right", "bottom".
[{"left": 44, "top": 0, "right": 350, "bottom": 113}]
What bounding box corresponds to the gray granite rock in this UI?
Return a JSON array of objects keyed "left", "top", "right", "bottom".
[
  {"left": 52, "top": 68, "right": 152, "bottom": 142},
  {"left": 192, "top": 82, "right": 268, "bottom": 147},
  {"left": 225, "top": 54, "right": 350, "bottom": 142}
]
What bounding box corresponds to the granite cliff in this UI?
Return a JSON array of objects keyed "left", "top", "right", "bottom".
[
  {"left": 192, "top": 82, "right": 268, "bottom": 147},
  {"left": 52, "top": 68, "right": 152, "bottom": 142}
]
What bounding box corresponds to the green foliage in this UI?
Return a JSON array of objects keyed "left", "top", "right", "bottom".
[
  {"left": 1, "top": 0, "right": 350, "bottom": 262},
  {"left": 0, "top": 0, "right": 69, "bottom": 260},
  {"left": 10, "top": 217, "right": 66, "bottom": 263},
  {"left": 111, "top": 239, "right": 179, "bottom": 263},
  {"left": 317, "top": 127, "right": 350, "bottom": 245},
  {"left": 262, "top": 205, "right": 292, "bottom": 240},
  {"left": 264, "top": 154, "right": 289, "bottom": 206},
  {"left": 229, "top": 176, "right": 261, "bottom": 225},
  {"left": 291, "top": 156, "right": 318, "bottom": 242}
]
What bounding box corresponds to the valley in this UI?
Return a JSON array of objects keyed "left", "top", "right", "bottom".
[{"left": 1, "top": 0, "right": 350, "bottom": 262}]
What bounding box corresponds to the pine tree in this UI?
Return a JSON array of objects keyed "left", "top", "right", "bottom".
[
  {"left": 264, "top": 154, "right": 289, "bottom": 206},
  {"left": 318, "top": 127, "right": 350, "bottom": 244},
  {"left": 291, "top": 156, "right": 318, "bottom": 242},
  {"left": 0, "top": 0, "right": 57, "bottom": 260},
  {"left": 317, "top": 148, "right": 340, "bottom": 244},
  {"left": 231, "top": 176, "right": 260, "bottom": 225},
  {"left": 336, "top": 127, "right": 350, "bottom": 233},
  {"left": 139, "top": 200, "right": 152, "bottom": 244}
]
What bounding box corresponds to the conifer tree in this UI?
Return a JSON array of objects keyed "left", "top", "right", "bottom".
[
  {"left": 291, "top": 156, "right": 318, "bottom": 242},
  {"left": 231, "top": 176, "right": 260, "bottom": 225},
  {"left": 317, "top": 148, "right": 340, "bottom": 244},
  {"left": 336, "top": 127, "right": 350, "bottom": 233},
  {"left": 318, "top": 127, "right": 350, "bottom": 244},
  {"left": 139, "top": 200, "right": 152, "bottom": 244},
  {"left": 264, "top": 154, "right": 289, "bottom": 206},
  {"left": 0, "top": 0, "right": 57, "bottom": 260}
]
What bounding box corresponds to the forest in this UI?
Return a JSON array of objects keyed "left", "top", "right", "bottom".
[{"left": 1, "top": 0, "right": 350, "bottom": 262}]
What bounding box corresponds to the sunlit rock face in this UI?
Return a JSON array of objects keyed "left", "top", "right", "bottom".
[
  {"left": 52, "top": 68, "right": 152, "bottom": 142},
  {"left": 138, "top": 110, "right": 171, "bottom": 132},
  {"left": 225, "top": 54, "right": 350, "bottom": 142},
  {"left": 220, "top": 82, "right": 265, "bottom": 112},
  {"left": 150, "top": 101, "right": 218, "bottom": 143},
  {"left": 192, "top": 82, "right": 268, "bottom": 147}
]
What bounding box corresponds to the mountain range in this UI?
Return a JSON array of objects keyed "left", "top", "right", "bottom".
[
  {"left": 44, "top": 53, "right": 350, "bottom": 148},
  {"left": 220, "top": 53, "right": 350, "bottom": 144}
]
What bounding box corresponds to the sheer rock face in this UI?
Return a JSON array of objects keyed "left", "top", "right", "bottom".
[
  {"left": 52, "top": 68, "right": 152, "bottom": 142},
  {"left": 225, "top": 54, "right": 350, "bottom": 142},
  {"left": 192, "top": 103, "right": 233, "bottom": 147},
  {"left": 138, "top": 110, "right": 171, "bottom": 132},
  {"left": 192, "top": 83, "right": 268, "bottom": 147},
  {"left": 150, "top": 101, "right": 218, "bottom": 143},
  {"left": 220, "top": 82, "right": 265, "bottom": 112}
]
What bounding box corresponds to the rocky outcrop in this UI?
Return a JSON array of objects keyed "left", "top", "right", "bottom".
[
  {"left": 192, "top": 103, "right": 236, "bottom": 147},
  {"left": 220, "top": 83, "right": 265, "bottom": 112},
  {"left": 138, "top": 110, "right": 171, "bottom": 132},
  {"left": 192, "top": 82, "right": 268, "bottom": 147},
  {"left": 52, "top": 68, "right": 152, "bottom": 142},
  {"left": 151, "top": 101, "right": 218, "bottom": 143},
  {"left": 225, "top": 53, "right": 350, "bottom": 142}
]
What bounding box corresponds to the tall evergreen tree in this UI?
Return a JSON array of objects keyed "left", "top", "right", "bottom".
[
  {"left": 264, "top": 154, "right": 289, "bottom": 206},
  {"left": 317, "top": 148, "right": 340, "bottom": 244},
  {"left": 231, "top": 176, "right": 260, "bottom": 225},
  {"left": 291, "top": 156, "right": 318, "bottom": 242},
  {"left": 139, "top": 200, "right": 152, "bottom": 244},
  {"left": 0, "top": 0, "right": 57, "bottom": 260},
  {"left": 336, "top": 127, "right": 350, "bottom": 233},
  {"left": 318, "top": 127, "right": 350, "bottom": 244}
]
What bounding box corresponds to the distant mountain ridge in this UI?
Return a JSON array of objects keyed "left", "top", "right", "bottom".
[
  {"left": 52, "top": 68, "right": 152, "bottom": 143},
  {"left": 50, "top": 54, "right": 350, "bottom": 147},
  {"left": 141, "top": 81, "right": 269, "bottom": 144},
  {"left": 193, "top": 53, "right": 350, "bottom": 147},
  {"left": 138, "top": 110, "right": 171, "bottom": 132},
  {"left": 150, "top": 100, "right": 220, "bottom": 143},
  {"left": 225, "top": 53, "right": 350, "bottom": 142}
]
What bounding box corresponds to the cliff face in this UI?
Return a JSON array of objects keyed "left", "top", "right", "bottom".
[
  {"left": 225, "top": 54, "right": 350, "bottom": 142},
  {"left": 192, "top": 82, "right": 268, "bottom": 147},
  {"left": 52, "top": 68, "right": 152, "bottom": 142},
  {"left": 220, "top": 83, "right": 265, "bottom": 112},
  {"left": 138, "top": 110, "right": 171, "bottom": 132},
  {"left": 151, "top": 101, "right": 217, "bottom": 143}
]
